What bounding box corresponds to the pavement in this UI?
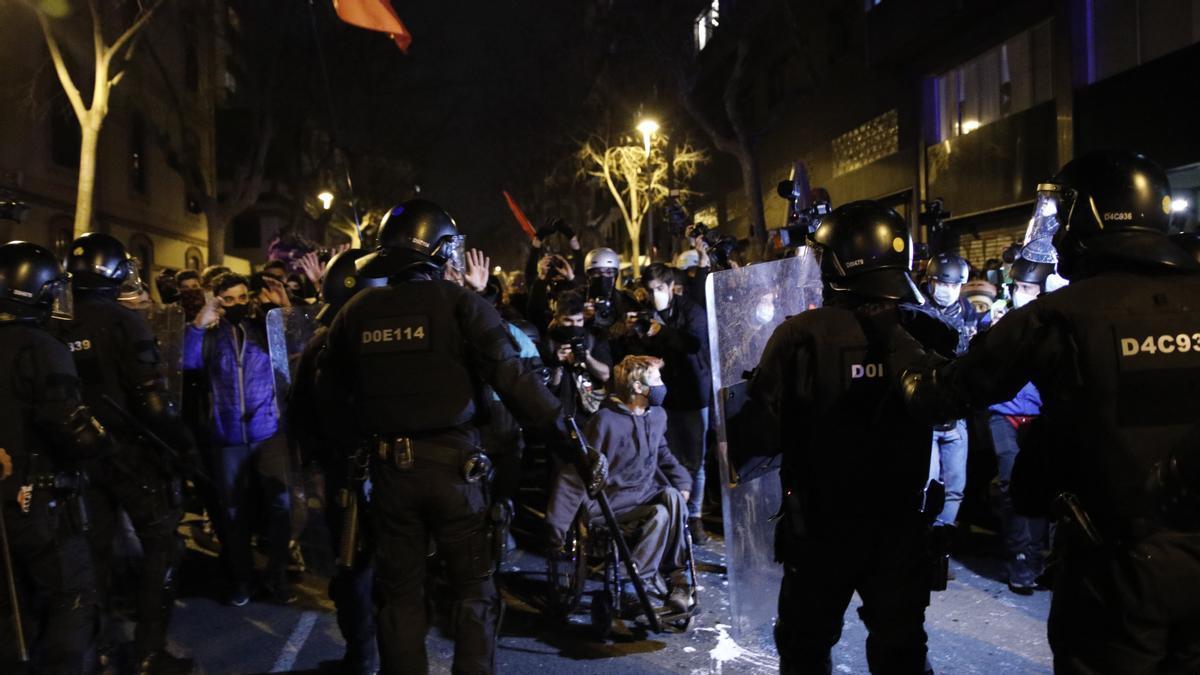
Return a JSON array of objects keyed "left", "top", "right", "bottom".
[{"left": 163, "top": 522, "right": 1053, "bottom": 674}]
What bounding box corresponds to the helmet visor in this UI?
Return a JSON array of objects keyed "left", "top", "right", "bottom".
[
  {"left": 441, "top": 234, "right": 466, "bottom": 275},
  {"left": 48, "top": 274, "right": 74, "bottom": 321},
  {"left": 117, "top": 257, "right": 144, "bottom": 301},
  {"left": 1023, "top": 184, "right": 1074, "bottom": 264}
]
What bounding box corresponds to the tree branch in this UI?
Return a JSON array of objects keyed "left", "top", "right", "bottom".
[
  {"left": 105, "top": 0, "right": 165, "bottom": 65},
  {"left": 36, "top": 13, "right": 87, "bottom": 122}
]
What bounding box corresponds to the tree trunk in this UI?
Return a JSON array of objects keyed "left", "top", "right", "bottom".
[
  {"left": 737, "top": 146, "right": 768, "bottom": 257},
  {"left": 74, "top": 121, "right": 101, "bottom": 235}
]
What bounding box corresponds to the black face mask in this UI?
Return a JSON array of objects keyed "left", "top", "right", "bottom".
[{"left": 224, "top": 303, "right": 249, "bottom": 324}]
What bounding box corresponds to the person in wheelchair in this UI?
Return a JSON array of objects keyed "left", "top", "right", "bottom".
[{"left": 546, "top": 355, "right": 695, "bottom": 615}]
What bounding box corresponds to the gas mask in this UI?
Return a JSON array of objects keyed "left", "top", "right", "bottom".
[{"left": 587, "top": 273, "right": 615, "bottom": 301}]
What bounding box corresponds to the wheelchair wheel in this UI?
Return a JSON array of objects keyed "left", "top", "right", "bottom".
[{"left": 546, "top": 513, "right": 589, "bottom": 617}]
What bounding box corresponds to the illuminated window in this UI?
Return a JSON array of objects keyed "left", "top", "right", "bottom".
[{"left": 931, "top": 21, "right": 1053, "bottom": 141}]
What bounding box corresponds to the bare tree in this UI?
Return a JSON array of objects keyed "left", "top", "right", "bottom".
[
  {"left": 33, "top": 0, "right": 164, "bottom": 235},
  {"left": 578, "top": 131, "right": 706, "bottom": 266}
]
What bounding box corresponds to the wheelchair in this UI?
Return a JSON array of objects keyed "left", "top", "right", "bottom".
[{"left": 546, "top": 503, "right": 699, "bottom": 639}]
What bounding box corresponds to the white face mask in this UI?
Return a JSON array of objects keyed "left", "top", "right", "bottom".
[
  {"left": 652, "top": 288, "right": 672, "bottom": 312},
  {"left": 1012, "top": 290, "right": 1037, "bottom": 309},
  {"left": 931, "top": 283, "right": 961, "bottom": 307}
]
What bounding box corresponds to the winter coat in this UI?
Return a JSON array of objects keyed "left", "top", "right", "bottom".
[
  {"left": 182, "top": 318, "right": 280, "bottom": 447},
  {"left": 546, "top": 400, "right": 692, "bottom": 542}
]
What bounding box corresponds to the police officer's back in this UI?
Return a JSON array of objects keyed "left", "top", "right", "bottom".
[
  {"left": 0, "top": 241, "right": 111, "bottom": 674},
  {"left": 896, "top": 151, "right": 1200, "bottom": 673},
  {"left": 56, "top": 232, "right": 196, "bottom": 674},
  {"left": 319, "top": 200, "right": 560, "bottom": 675},
  {"left": 750, "top": 202, "right": 946, "bottom": 674}
]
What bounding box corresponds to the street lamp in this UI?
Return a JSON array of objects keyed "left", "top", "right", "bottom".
[
  {"left": 317, "top": 190, "right": 334, "bottom": 210},
  {"left": 637, "top": 118, "right": 659, "bottom": 158}
]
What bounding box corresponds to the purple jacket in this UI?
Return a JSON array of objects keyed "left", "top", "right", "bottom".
[{"left": 183, "top": 319, "right": 280, "bottom": 446}]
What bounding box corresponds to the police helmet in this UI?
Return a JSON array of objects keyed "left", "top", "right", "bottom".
[
  {"left": 1170, "top": 232, "right": 1200, "bottom": 265},
  {"left": 67, "top": 232, "right": 137, "bottom": 290},
  {"left": 0, "top": 241, "right": 73, "bottom": 321},
  {"left": 926, "top": 252, "right": 969, "bottom": 285},
  {"left": 316, "top": 249, "right": 387, "bottom": 325},
  {"left": 1025, "top": 150, "right": 1196, "bottom": 277},
  {"left": 1009, "top": 256, "right": 1055, "bottom": 288},
  {"left": 356, "top": 200, "right": 464, "bottom": 279},
  {"left": 584, "top": 247, "right": 620, "bottom": 274},
  {"left": 808, "top": 200, "right": 922, "bottom": 303}
]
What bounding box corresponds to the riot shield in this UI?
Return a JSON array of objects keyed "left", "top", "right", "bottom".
[
  {"left": 137, "top": 304, "right": 186, "bottom": 404},
  {"left": 266, "top": 305, "right": 323, "bottom": 407},
  {"left": 705, "top": 251, "right": 822, "bottom": 650}
]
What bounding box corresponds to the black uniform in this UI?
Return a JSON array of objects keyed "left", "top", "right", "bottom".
[
  {"left": 53, "top": 291, "right": 192, "bottom": 665},
  {"left": 0, "top": 321, "right": 106, "bottom": 674},
  {"left": 291, "top": 325, "right": 378, "bottom": 675},
  {"left": 904, "top": 268, "right": 1200, "bottom": 673},
  {"left": 320, "top": 276, "right": 559, "bottom": 674},
  {"left": 750, "top": 301, "right": 935, "bottom": 674}
]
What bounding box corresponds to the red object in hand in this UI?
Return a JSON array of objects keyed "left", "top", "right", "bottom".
[
  {"left": 503, "top": 191, "right": 538, "bottom": 240},
  {"left": 333, "top": 0, "right": 413, "bottom": 52}
]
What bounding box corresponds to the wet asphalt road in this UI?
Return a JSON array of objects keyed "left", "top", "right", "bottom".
[{"left": 162, "top": 524, "right": 1052, "bottom": 674}]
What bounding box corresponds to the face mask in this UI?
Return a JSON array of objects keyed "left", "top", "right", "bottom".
[
  {"left": 931, "top": 284, "right": 960, "bottom": 307},
  {"left": 587, "top": 274, "right": 614, "bottom": 300},
  {"left": 223, "top": 303, "right": 249, "bottom": 324},
  {"left": 647, "top": 384, "right": 668, "bottom": 407},
  {"left": 1012, "top": 290, "right": 1037, "bottom": 309},
  {"left": 652, "top": 289, "right": 672, "bottom": 312}
]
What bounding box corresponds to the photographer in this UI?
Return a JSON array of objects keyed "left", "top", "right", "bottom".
[
  {"left": 523, "top": 218, "right": 584, "bottom": 332},
  {"left": 617, "top": 263, "right": 712, "bottom": 542},
  {"left": 544, "top": 290, "right": 611, "bottom": 419},
  {"left": 582, "top": 247, "right": 637, "bottom": 331}
]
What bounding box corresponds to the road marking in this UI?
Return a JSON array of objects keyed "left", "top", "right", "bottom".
[{"left": 269, "top": 611, "right": 318, "bottom": 672}]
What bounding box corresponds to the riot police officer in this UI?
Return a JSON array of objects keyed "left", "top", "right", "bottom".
[
  {"left": 749, "top": 202, "right": 948, "bottom": 674},
  {"left": 58, "top": 233, "right": 196, "bottom": 674},
  {"left": 892, "top": 151, "right": 1200, "bottom": 672},
  {"left": 318, "top": 200, "right": 561, "bottom": 674},
  {"left": 0, "top": 241, "right": 111, "bottom": 674},
  {"left": 289, "top": 249, "right": 385, "bottom": 675}
]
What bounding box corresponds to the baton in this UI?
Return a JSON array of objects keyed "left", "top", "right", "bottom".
[
  {"left": 0, "top": 511, "right": 28, "bottom": 662},
  {"left": 565, "top": 417, "right": 662, "bottom": 632}
]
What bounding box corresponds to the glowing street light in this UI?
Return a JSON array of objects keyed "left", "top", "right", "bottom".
[
  {"left": 1172, "top": 197, "right": 1190, "bottom": 213},
  {"left": 318, "top": 191, "right": 334, "bottom": 210},
  {"left": 637, "top": 118, "right": 659, "bottom": 158}
]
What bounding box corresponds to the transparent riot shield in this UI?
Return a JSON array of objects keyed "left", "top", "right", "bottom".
[
  {"left": 705, "top": 250, "right": 823, "bottom": 650},
  {"left": 266, "top": 305, "right": 323, "bottom": 407},
  {"left": 137, "top": 304, "right": 186, "bottom": 404}
]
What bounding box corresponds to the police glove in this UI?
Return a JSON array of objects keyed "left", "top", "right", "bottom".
[{"left": 583, "top": 446, "right": 609, "bottom": 498}]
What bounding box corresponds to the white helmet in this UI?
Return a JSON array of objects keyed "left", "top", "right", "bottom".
[
  {"left": 674, "top": 249, "right": 701, "bottom": 269},
  {"left": 584, "top": 247, "right": 620, "bottom": 272}
]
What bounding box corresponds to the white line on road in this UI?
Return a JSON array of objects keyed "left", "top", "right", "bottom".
[{"left": 270, "top": 611, "right": 319, "bottom": 672}]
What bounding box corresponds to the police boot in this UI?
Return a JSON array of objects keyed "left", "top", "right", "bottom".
[{"left": 137, "top": 651, "right": 195, "bottom": 675}]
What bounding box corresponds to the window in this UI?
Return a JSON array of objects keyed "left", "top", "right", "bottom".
[
  {"left": 694, "top": 0, "right": 720, "bottom": 52},
  {"left": 130, "top": 112, "right": 148, "bottom": 195},
  {"left": 50, "top": 97, "right": 80, "bottom": 169},
  {"left": 184, "top": 246, "right": 204, "bottom": 271},
  {"left": 832, "top": 109, "right": 899, "bottom": 177},
  {"left": 931, "top": 21, "right": 1053, "bottom": 142},
  {"left": 1087, "top": 0, "right": 1200, "bottom": 83}
]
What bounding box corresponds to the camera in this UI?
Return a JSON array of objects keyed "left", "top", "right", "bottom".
[
  {"left": 664, "top": 191, "right": 690, "bottom": 237},
  {"left": 317, "top": 247, "right": 334, "bottom": 264},
  {"left": 685, "top": 222, "right": 740, "bottom": 270},
  {"left": 774, "top": 179, "right": 832, "bottom": 248},
  {"left": 568, "top": 336, "right": 589, "bottom": 363}
]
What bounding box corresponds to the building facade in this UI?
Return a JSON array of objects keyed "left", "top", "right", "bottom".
[
  {"left": 690, "top": 0, "right": 1200, "bottom": 267},
  {"left": 0, "top": 2, "right": 241, "bottom": 277}
]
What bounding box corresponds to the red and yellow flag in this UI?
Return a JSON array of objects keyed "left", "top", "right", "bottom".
[{"left": 333, "top": 0, "right": 412, "bottom": 53}]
